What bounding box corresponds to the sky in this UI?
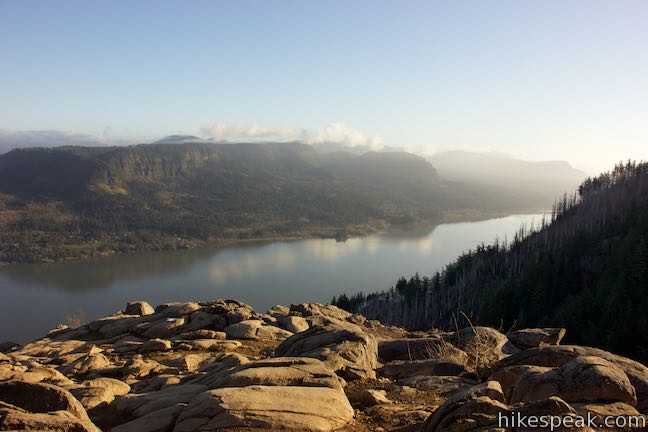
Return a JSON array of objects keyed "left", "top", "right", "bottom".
[{"left": 1, "top": 0, "right": 647, "bottom": 173}]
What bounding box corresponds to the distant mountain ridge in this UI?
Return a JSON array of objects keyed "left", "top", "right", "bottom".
[
  {"left": 0, "top": 141, "right": 519, "bottom": 263},
  {"left": 0, "top": 139, "right": 583, "bottom": 263},
  {"left": 429, "top": 151, "right": 587, "bottom": 206}
]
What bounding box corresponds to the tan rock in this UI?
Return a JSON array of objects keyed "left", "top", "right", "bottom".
[
  {"left": 267, "top": 304, "right": 290, "bottom": 318},
  {"left": 224, "top": 320, "right": 293, "bottom": 340},
  {"left": 205, "top": 357, "right": 345, "bottom": 390},
  {"left": 125, "top": 301, "right": 155, "bottom": 316},
  {"left": 159, "top": 353, "right": 221, "bottom": 373},
  {"left": 157, "top": 302, "right": 202, "bottom": 318},
  {"left": 182, "top": 353, "right": 251, "bottom": 387},
  {"left": 141, "top": 338, "right": 172, "bottom": 352},
  {"left": 179, "top": 339, "right": 241, "bottom": 352},
  {"left": 69, "top": 386, "right": 114, "bottom": 410},
  {"left": 95, "top": 315, "right": 148, "bottom": 339},
  {"left": 226, "top": 308, "right": 253, "bottom": 325},
  {"left": 508, "top": 328, "right": 566, "bottom": 349},
  {"left": 60, "top": 353, "right": 111, "bottom": 375},
  {"left": 174, "top": 385, "right": 354, "bottom": 431},
  {"left": 274, "top": 318, "right": 378, "bottom": 380},
  {"left": 141, "top": 317, "right": 185, "bottom": 339},
  {"left": 0, "top": 380, "right": 93, "bottom": 423},
  {"left": 0, "top": 408, "right": 97, "bottom": 432},
  {"left": 120, "top": 356, "right": 166, "bottom": 380},
  {"left": 279, "top": 315, "right": 310, "bottom": 333},
  {"left": 488, "top": 345, "right": 648, "bottom": 412},
  {"left": 349, "top": 389, "right": 392, "bottom": 406},
  {"left": 111, "top": 403, "right": 186, "bottom": 432},
  {"left": 111, "top": 384, "right": 207, "bottom": 419},
  {"left": 509, "top": 356, "right": 637, "bottom": 406},
  {"left": 83, "top": 377, "right": 130, "bottom": 397},
  {"left": 488, "top": 364, "right": 546, "bottom": 399},
  {"left": 290, "top": 303, "right": 352, "bottom": 321},
  {"left": 422, "top": 381, "right": 508, "bottom": 432}
]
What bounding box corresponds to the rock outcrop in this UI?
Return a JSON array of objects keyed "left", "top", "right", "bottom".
[{"left": 1, "top": 299, "right": 647, "bottom": 431}]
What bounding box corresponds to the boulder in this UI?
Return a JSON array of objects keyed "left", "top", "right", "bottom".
[
  {"left": 572, "top": 402, "right": 645, "bottom": 430},
  {"left": 510, "top": 356, "right": 637, "bottom": 405},
  {"left": 202, "top": 357, "right": 345, "bottom": 390},
  {"left": 82, "top": 377, "right": 130, "bottom": 397},
  {"left": 125, "top": 301, "right": 155, "bottom": 316},
  {"left": 489, "top": 345, "right": 648, "bottom": 411},
  {"left": 184, "top": 354, "right": 250, "bottom": 387},
  {"left": 59, "top": 353, "right": 111, "bottom": 376},
  {"left": 349, "top": 389, "right": 392, "bottom": 406},
  {"left": 226, "top": 308, "right": 253, "bottom": 325},
  {"left": 0, "top": 408, "right": 97, "bottom": 432},
  {"left": 95, "top": 315, "right": 148, "bottom": 339},
  {"left": 267, "top": 304, "right": 290, "bottom": 318},
  {"left": 111, "top": 384, "right": 207, "bottom": 419},
  {"left": 290, "top": 303, "right": 352, "bottom": 321},
  {"left": 141, "top": 317, "right": 185, "bottom": 339},
  {"left": 113, "top": 336, "right": 146, "bottom": 354},
  {"left": 69, "top": 386, "right": 114, "bottom": 410},
  {"left": 279, "top": 315, "right": 310, "bottom": 334},
  {"left": 119, "top": 356, "right": 166, "bottom": 380},
  {"left": 508, "top": 328, "right": 566, "bottom": 349},
  {"left": 174, "top": 385, "right": 354, "bottom": 431},
  {"left": 488, "top": 364, "right": 547, "bottom": 399},
  {"left": 157, "top": 302, "right": 202, "bottom": 318},
  {"left": 111, "top": 403, "right": 186, "bottom": 432},
  {"left": 422, "top": 381, "right": 508, "bottom": 432},
  {"left": 274, "top": 318, "right": 378, "bottom": 380},
  {"left": 224, "top": 320, "right": 293, "bottom": 341},
  {"left": 2, "top": 364, "right": 75, "bottom": 387},
  {"left": 141, "top": 338, "right": 172, "bottom": 352},
  {"left": 0, "top": 380, "right": 93, "bottom": 423}
]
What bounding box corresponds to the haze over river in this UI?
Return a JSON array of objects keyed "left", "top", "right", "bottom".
[{"left": 0, "top": 214, "right": 543, "bottom": 342}]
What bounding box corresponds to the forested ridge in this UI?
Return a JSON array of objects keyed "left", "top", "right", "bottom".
[
  {"left": 333, "top": 161, "right": 648, "bottom": 362},
  {"left": 0, "top": 141, "right": 551, "bottom": 263}
]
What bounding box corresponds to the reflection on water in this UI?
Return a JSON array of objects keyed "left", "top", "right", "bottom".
[{"left": 0, "top": 214, "right": 542, "bottom": 342}]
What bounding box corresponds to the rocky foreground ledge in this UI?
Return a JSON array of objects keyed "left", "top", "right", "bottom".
[{"left": 1, "top": 300, "right": 647, "bottom": 431}]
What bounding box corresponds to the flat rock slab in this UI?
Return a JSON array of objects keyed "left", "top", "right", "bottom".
[
  {"left": 207, "top": 357, "right": 345, "bottom": 390},
  {"left": 174, "top": 385, "right": 354, "bottom": 431}
]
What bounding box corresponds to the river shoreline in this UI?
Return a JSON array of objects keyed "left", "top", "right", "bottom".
[{"left": 0, "top": 209, "right": 547, "bottom": 267}]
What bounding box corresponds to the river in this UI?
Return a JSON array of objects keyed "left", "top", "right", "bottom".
[{"left": 0, "top": 213, "right": 543, "bottom": 342}]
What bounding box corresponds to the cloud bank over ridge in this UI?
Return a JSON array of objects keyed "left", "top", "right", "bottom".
[{"left": 201, "top": 122, "right": 385, "bottom": 150}]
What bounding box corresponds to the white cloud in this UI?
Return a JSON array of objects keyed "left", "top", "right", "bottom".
[{"left": 201, "top": 122, "right": 384, "bottom": 150}]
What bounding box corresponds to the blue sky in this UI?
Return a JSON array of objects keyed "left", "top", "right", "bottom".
[{"left": 1, "top": 0, "right": 647, "bottom": 172}]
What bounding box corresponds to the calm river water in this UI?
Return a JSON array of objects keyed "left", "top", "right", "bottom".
[{"left": 0, "top": 213, "right": 543, "bottom": 342}]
